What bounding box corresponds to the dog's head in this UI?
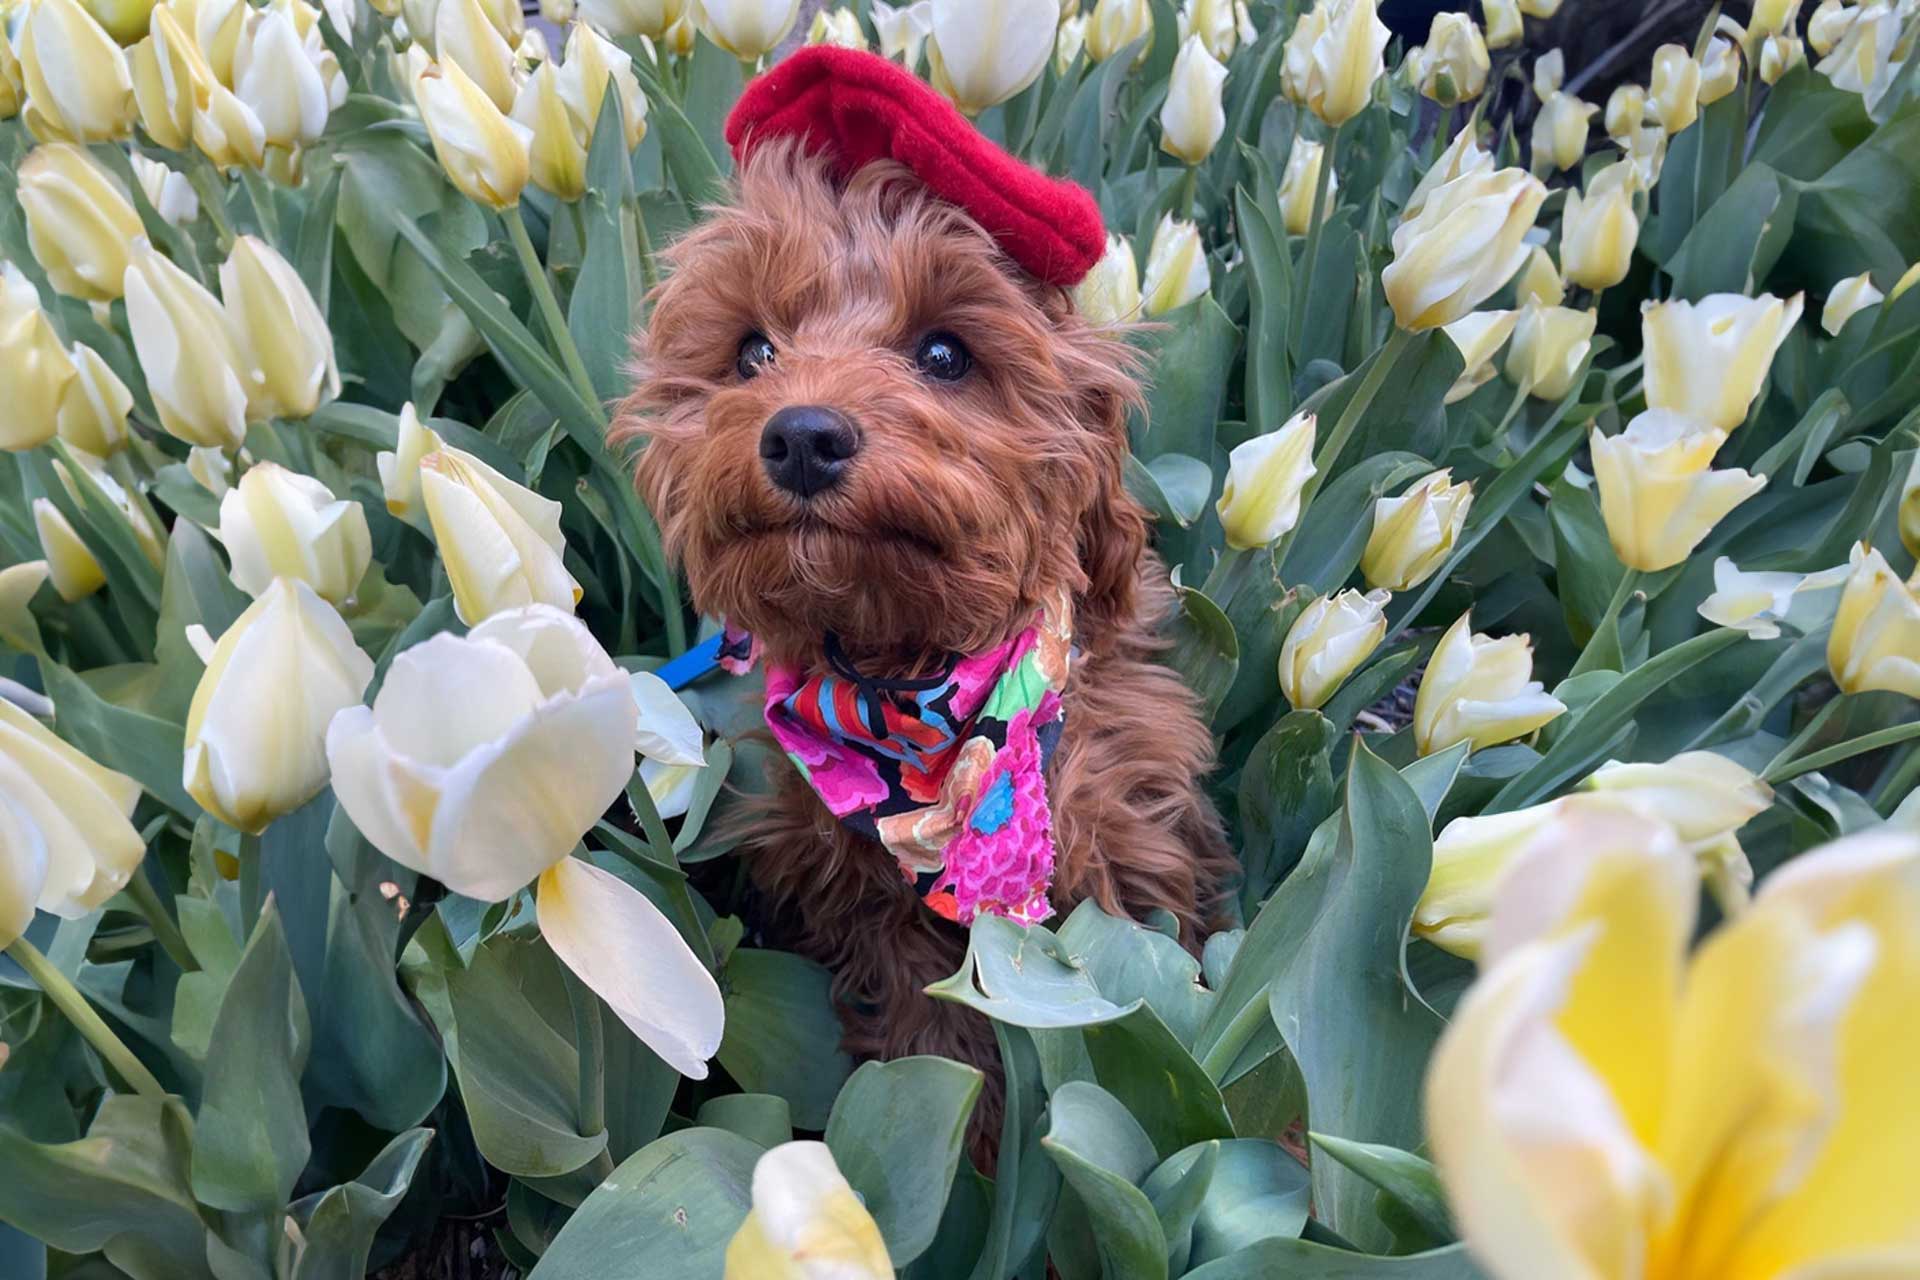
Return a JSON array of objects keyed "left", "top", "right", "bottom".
[{"left": 619, "top": 142, "right": 1147, "bottom": 667}]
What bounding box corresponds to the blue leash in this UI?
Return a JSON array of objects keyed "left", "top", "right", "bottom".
[{"left": 653, "top": 632, "right": 726, "bottom": 691}]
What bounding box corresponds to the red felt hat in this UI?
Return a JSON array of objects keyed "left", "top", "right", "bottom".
[{"left": 724, "top": 46, "right": 1108, "bottom": 289}]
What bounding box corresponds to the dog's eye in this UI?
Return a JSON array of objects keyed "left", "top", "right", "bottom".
[
  {"left": 736, "top": 332, "right": 776, "bottom": 380},
  {"left": 914, "top": 331, "right": 972, "bottom": 382}
]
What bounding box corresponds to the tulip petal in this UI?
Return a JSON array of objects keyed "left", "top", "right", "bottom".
[
  {"left": 724, "top": 1141, "right": 893, "bottom": 1279},
  {"left": 0, "top": 791, "right": 50, "bottom": 949},
  {"left": 629, "top": 671, "right": 706, "bottom": 766}
]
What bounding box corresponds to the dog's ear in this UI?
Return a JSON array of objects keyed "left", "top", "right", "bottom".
[{"left": 1063, "top": 322, "right": 1150, "bottom": 637}]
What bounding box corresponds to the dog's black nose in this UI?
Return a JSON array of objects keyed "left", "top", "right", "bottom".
[{"left": 760, "top": 405, "right": 859, "bottom": 498}]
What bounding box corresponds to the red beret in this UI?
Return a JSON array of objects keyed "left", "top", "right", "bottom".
[{"left": 724, "top": 46, "right": 1108, "bottom": 288}]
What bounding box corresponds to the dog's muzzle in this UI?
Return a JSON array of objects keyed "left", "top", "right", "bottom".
[{"left": 759, "top": 405, "right": 860, "bottom": 499}]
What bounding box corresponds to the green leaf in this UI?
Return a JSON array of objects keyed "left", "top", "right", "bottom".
[
  {"left": 1665, "top": 163, "right": 1799, "bottom": 298},
  {"left": 1167, "top": 584, "right": 1240, "bottom": 719},
  {"left": 1039, "top": 1082, "right": 1168, "bottom": 1280},
  {"left": 1184, "top": 1240, "right": 1483, "bottom": 1279},
  {"left": 1055, "top": 901, "right": 1212, "bottom": 1046},
  {"left": 1177, "top": 1138, "right": 1311, "bottom": 1268},
  {"left": 1143, "top": 452, "right": 1215, "bottom": 526},
  {"left": 1065, "top": 41, "right": 1141, "bottom": 190},
  {"left": 1236, "top": 186, "right": 1292, "bottom": 429},
  {"left": 969, "top": 1024, "right": 1060, "bottom": 1280},
  {"left": 1142, "top": 1140, "right": 1218, "bottom": 1273},
  {"left": 1081, "top": 1005, "right": 1234, "bottom": 1159},
  {"left": 718, "top": 947, "right": 855, "bottom": 1130},
  {"left": 826, "top": 1057, "right": 983, "bottom": 1267},
  {"left": 289, "top": 1129, "right": 433, "bottom": 1280},
  {"left": 927, "top": 914, "right": 1137, "bottom": 1029},
  {"left": 695, "top": 1093, "right": 793, "bottom": 1151},
  {"left": 1309, "top": 1134, "right": 1454, "bottom": 1247},
  {"left": 1282, "top": 453, "right": 1432, "bottom": 595},
  {"left": 1140, "top": 295, "right": 1241, "bottom": 462},
  {"left": 569, "top": 88, "right": 645, "bottom": 402},
  {"left": 1236, "top": 710, "right": 1339, "bottom": 909},
  {"left": 627, "top": 57, "right": 728, "bottom": 207}
]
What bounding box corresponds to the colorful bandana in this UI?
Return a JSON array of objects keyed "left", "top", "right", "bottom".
[{"left": 738, "top": 594, "right": 1073, "bottom": 926}]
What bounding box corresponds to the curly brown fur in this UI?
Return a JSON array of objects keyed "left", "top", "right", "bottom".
[{"left": 617, "top": 143, "right": 1233, "bottom": 1158}]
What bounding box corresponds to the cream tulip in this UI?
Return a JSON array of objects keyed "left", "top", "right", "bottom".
[
  {"left": 130, "top": 5, "right": 198, "bottom": 150},
  {"left": 1362, "top": 468, "right": 1473, "bottom": 590},
  {"left": 1279, "top": 139, "right": 1337, "bottom": 235},
  {"left": 378, "top": 403, "right": 446, "bottom": 518},
  {"left": 872, "top": 0, "right": 932, "bottom": 65},
  {"left": 1559, "top": 161, "right": 1638, "bottom": 290},
  {"left": 1295, "top": 0, "right": 1388, "bottom": 126},
  {"left": 1141, "top": 214, "right": 1209, "bottom": 316},
  {"left": 1, "top": 30, "right": 23, "bottom": 122},
  {"left": 1751, "top": 0, "right": 1803, "bottom": 38},
  {"left": 1591, "top": 410, "right": 1766, "bottom": 572},
  {"left": 420, "top": 446, "right": 581, "bottom": 623},
  {"left": 0, "top": 265, "right": 75, "bottom": 453},
  {"left": 1696, "top": 34, "right": 1741, "bottom": 105},
  {"left": 723, "top": 1142, "right": 893, "bottom": 1280},
  {"left": 1403, "top": 126, "right": 1492, "bottom": 219},
  {"left": 1582, "top": 750, "right": 1771, "bottom": 889},
  {"left": 1217, "top": 411, "right": 1316, "bottom": 550},
  {"left": 1415, "top": 11, "right": 1488, "bottom": 106},
  {"left": 1512, "top": 243, "right": 1564, "bottom": 308},
  {"left": 1528, "top": 91, "right": 1594, "bottom": 173},
  {"left": 511, "top": 64, "right": 586, "bottom": 200},
  {"left": 1481, "top": 0, "right": 1520, "bottom": 49},
  {"left": 805, "top": 8, "right": 865, "bottom": 47},
  {"left": 17, "top": 0, "right": 138, "bottom": 143},
  {"left": 1278, "top": 587, "right": 1388, "bottom": 710},
  {"left": 435, "top": 0, "right": 517, "bottom": 111},
  {"left": 1828, "top": 541, "right": 1920, "bottom": 698},
  {"left": 1383, "top": 166, "right": 1546, "bottom": 330},
  {"left": 189, "top": 445, "right": 233, "bottom": 499},
  {"left": 1505, "top": 302, "right": 1595, "bottom": 400},
  {"left": 1649, "top": 43, "right": 1700, "bottom": 132},
  {"left": 33, "top": 500, "right": 106, "bottom": 602},
  {"left": 1516, "top": 0, "right": 1558, "bottom": 14},
  {"left": 1759, "top": 32, "right": 1806, "bottom": 83},
  {"left": 1085, "top": 0, "right": 1150, "bottom": 63},
  {"left": 221, "top": 235, "right": 340, "bottom": 421},
  {"left": 1625, "top": 122, "right": 1667, "bottom": 186},
  {"left": 1180, "top": 0, "right": 1245, "bottom": 62},
  {"left": 1697, "top": 556, "right": 1849, "bottom": 640},
  {"left": 130, "top": 155, "right": 199, "bottom": 227},
  {"left": 219, "top": 462, "right": 372, "bottom": 604},
  {"left": 1818, "top": 1, "right": 1899, "bottom": 108},
  {"left": 17, "top": 143, "right": 144, "bottom": 303},
  {"left": 573, "top": 0, "right": 683, "bottom": 38},
  {"left": 701, "top": 0, "right": 802, "bottom": 61},
  {"left": 186, "top": 0, "right": 248, "bottom": 79},
  {"left": 1070, "top": 234, "right": 1140, "bottom": 326},
  {"left": 183, "top": 577, "right": 373, "bottom": 832},
  {"left": 193, "top": 75, "right": 269, "bottom": 171},
  {"left": 1280, "top": 2, "right": 1325, "bottom": 103},
  {"left": 1901, "top": 452, "right": 1919, "bottom": 559},
  {"left": 1530, "top": 47, "right": 1562, "bottom": 101},
  {"left": 1603, "top": 82, "right": 1645, "bottom": 141},
  {"left": 1821, "top": 270, "right": 1884, "bottom": 334},
  {"left": 1160, "top": 35, "right": 1227, "bottom": 164},
  {"left": 1641, "top": 292, "right": 1804, "bottom": 431},
  {"left": 232, "top": 4, "right": 341, "bottom": 148},
  {"left": 56, "top": 344, "right": 135, "bottom": 456},
  {"left": 1441, "top": 309, "right": 1516, "bottom": 403},
  {"left": 1412, "top": 610, "right": 1565, "bottom": 756},
  {"left": 1892, "top": 261, "right": 1920, "bottom": 304},
  {"left": 415, "top": 55, "right": 532, "bottom": 209},
  {"left": 125, "top": 238, "right": 252, "bottom": 450},
  {"left": 927, "top": 0, "right": 1055, "bottom": 115},
  {"left": 1808, "top": 0, "right": 1856, "bottom": 56}
]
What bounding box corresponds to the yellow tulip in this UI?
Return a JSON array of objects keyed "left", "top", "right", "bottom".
[
  {"left": 1505, "top": 302, "right": 1595, "bottom": 400},
  {"left": 558, "top": 22, "right": 647, "bottom": 149},
  {"left": 700, "top": 0, "right": 802, "bottom": 60},
  {"left": 56, "top": 343, "right": 135, "bottom": 456},
  {"left": 194, "top": 76, "right": 268, "bottom": 170},
  {"left": 1626, "top": 122, "right": 1668, "bottom": 186},
  {"left": 1428, "top": 820, "right": 1920, "bottom": 1280},
  {"left": 0, "top": 264, "right": 76, "bottom": 453},
  {"left": 1414, "top": 11, "right": 1488, "bottom": 107},
  {"left": 130, "top": 154, "right": 199, "bottom": 226},
  {"left": 420, "top": 447, "right": 581, "bottom": 624},
  {"left": 1293, "top": 0, "right": 1388, "bottom": 126},
  {"left": 1696, "top": 34, "right": 1742, "bottom": 105},
  {"left": 1641, "top": 291, "right": 1804, "bottom": 431},
  {"left": 927, "top": 0, "right": 1055, "bottom": 115},
  {"left": 1590, "top": 410, "right": 1767, "bottom": 573},
  {"left": 1216, "top": 410, "right": 1316, "bottom": 550},
  {"left": 33, "top": 500, "right": 107, "bottom": 602},
  {"left": 806, "top": 7, "right": 865, "bottom": 47},
  {"left": 1280, "top": 1, "right": 1324, "bottom": 103},
  {"left": 573, "top": 0, "right": 683, "bottom": 39},
  {"left": 1821, "top": 270, "right": 1885, "bottom": 335},
  {"left": 1085, "top": 0, "right": 1150, "bottom": 63},
  {"left": 1403, "top": 126, "right": 1492, "bottom": 219},
  {"left": 1278, "top": 587, "right": 1388, "bottom": 711},
  {"left": 1529, "top": 90, "right": 1594, "bottom": 173},
  {"left": 182, "top": 0, "right": 246, "bottom": 81},
  {"left": 724, "top": 1142, "right": 893, "bottom": 1280},
  {"left": 130, "top": 4, "right": 197, "bottom": 149},
  {"left": 415, "top": 55, "right": 532, "bottom": 208},
  {"left": 17, "top": 142, "right": 144, "bottom": 303},
  {"left": 1513, "top": 243, "right": 1563, "bottom": 308},
  {"left": 1412, "top": 609, "right": 1565, "bottom": 756},
  {"left": 1516, "top": 0, "right": 1558, "bottom": 15},
  {"left": 183, "top": 576, "right": 373, "bottom": 833},
  {"left": 1361, "top": 468, "right": 1473, "bottom": 590},
  {"left": 435, "top": 0, "right": 517, "bottom": 111},
  {"left": 1901, "top": 452, "right": 1919, "bottom": 559},
  {"left": 1603, "top": 82, "right": 1645, "bottom": 141},
  {"left": 1828, "top": 541, "right": 1920, "bottom": 698},
  {"left": 1070, "top": 233, "right": 1140, "bottom": 326},
  {"left": 1441, "top": 309, "right": 1516, "bottom": 403},
  {"left": 221, "top": 235, "right": 340, "bottom": 421},
  {"left": 1159, "top": 35, "right": 1226, "bottom": 164},
  {"left": 1141, "top": 213, "right": 1209, "bottom": 316},
  {"left": 124, "top": 238, "right": 252, "bottom": 450},
  {"left": 1560, "top": 160, "right": 1638, "bottom": 290},
  {"left": 52, "top": 451, "right": 165, "bottom": 568},
  {"left": 1278, "top": 138, "right": 1336, "bottom": 235},
  {"left": 1759, "top": 32, "right": 1806, "bottom": 83},
  {"left": 1481, "top": 0, "right": 1520, "bottom": 49},
  {"left": 1750, "top": 0, "right": 1803, "bottom": 39},
  {"left": 17, "top": 0, "right": 138, "bottom": 143},
  {"left": 1808, "top": 0, "right": 1856, "bottom": 56},
  {"left": 1180, "top": 0, "right": 1249, "bottom": 62},
  {"left": 1383, "top": 166, "right": 1546, "bottom": 330},
  {"left": 511, "top": 64, "right": 585, "bottom": 201},
  {"left": 1583, "top": 750, "right": 1770, "bottom": 896},
  {"left": 219, "top": 462, "right": 372, "bottom": 604},
  {"left": 1649, "top": 43, "right": 1700, "bottom": 132}
]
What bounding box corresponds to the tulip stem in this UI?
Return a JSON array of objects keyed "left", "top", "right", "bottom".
[
  {"left": 1762, "top": 694, "right": 1847, "bottom": 781},
  {"left": 1290, "top": 121, "right": 1342, "bottom": 362},
  {"left": 6, "top": 936, "right": 167, "bottom": 1101},
  {"left": 503, "top": 204, "right": 606, "bottom": 426},
  {"left": 1275, "top": 325, "right": 1413, "bottom": 570},
  {"left": 125, "top": 866, "right": 199, "bottom": 974},
  {"left": 240, "top": 169, "right": 281, "bottom": 244},
  {"left": 560, "top": 964, "right": 607, "bottom": 1141},
  {"left": 188, "top": 158, "right": 239, "bottom": 255},
  {"left": 1570, "top": 569, "right": 1639, "bottom": 678},
  {"left": 1767, "top": 720, "right": 1920, "bottom": 786}
]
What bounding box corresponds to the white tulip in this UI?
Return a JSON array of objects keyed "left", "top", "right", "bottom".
[
  {"left": 378, "top": 403, "right": 447, "bottom": 520},
  {"left": 1278, "top": 588, "right": 1389, "bottom": 711},
  {"left": 232, "top": 4, "right": 337, "bottom": 147},
  {"left": 421, "top": 446, "right": 582, "bottom": 624},
  {"left": 130, "top": 155, "right": 200, "bottom": 227},
  {"left": 1217, "top": 411, "right": 1317, "bottom": 550},
  {"left": 1441, "top": 309, "right": 1516, "bottom": 403},
  {"left": 1071, "top": 234, "right": 1141, "bottom": 326},
  {"left": 1821, "top": 271, "right": 1884, "bottom": 335},
  {"left": 700, "top": 0, "right": 802, "bottom": 60},
  {"left": 723, "top": 1142, "right": 893, "bottom": 1278},
  {"left": 926, "top": 0, "right": 1055, "bottom": 115},
  {"left": 1279, "top": 138, "right": 1337, "bottom": 235},
  {"left": 1413, "top": 610, "right": 1566, "bottom": 756},
  {"left": 1160, "top": 35, "right": 1227, "bottom": 165},
  {"left": 1141, "top": 214, "right": 1209, "bottom": 315},
  {"left": 220, "top": 462, "right": 373, "bottom": 605},
  {"left": 1697, "top": 556, "right": 1849, "bottom": 640},
  {"left": 871, "top": 0, "right": 932, "bottom": 65},
  {"left": 1383, "top": 166, "right": 1546, "bottom": 330},
  {"left": 1641, "top": 292, "right": 1805, "bottom": 432}
]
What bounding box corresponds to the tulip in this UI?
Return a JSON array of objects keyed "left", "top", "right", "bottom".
[
  {"left": 659, "top": 8, "right": 696, "bottom": 52},
  {"left": 130, "top": 154, "right": 198, "bottom": 226},
  {"left": 1649, "top": 43, "right": 1700, "bottom": 132},
  {"left": 1141, "top": 214, "right": 1209, "bottom": 315},
  {"left": 1759, "top": 31, "right": 1806, "bottom": 83},
  {"left": 194, "top": 73, "right": 268, "bottom": 170},
  {"left": 53, "top": 452, "right": 165, "bottom": 568},
  {"left": 1294, "top": 0, "right": 1388, "bottom": 126},
  {"left": 183, "top": 577, "right": 373, "bottom": 832},
  {"left": 189, "top": 445, "right": 233, "bottom": 498},
  {"left": 125, "top": 239, "right": 252, "bottom": 450},
  {"left": 130, "top": 5, "right": 197, "bottom": 149},
  {"left": 1085, "top": 0, "right": 1150, "bottom": 63},
  {"left": 1513, "top": 243, "right": 1563, "bottom": 308},
  {"left": 1427, "top": 821, "right": 1920, "bottom": 1280},
  {"left": 1750, "top": 0, "right": 1803, "bottom": 38},
  {"left": 435, "top": 0, "right": 517, "bottom": 111},
  {"left": 420, "top": 446, "right": 581, "bottom": 623},
  {"left": 1821, "top": 270, "right": 1884, "bottom": 335},
  {"left": 1505, "top": 302, "right": 1595, "bottom": 400},
  {"left": 700, "top": 0, "right": 801, "bottom": 61},
  {"left": 221, "top": 235, "right": 340, "bottom": 422},
  {"left": 1529, "top": 91, "right": 1594, "bottom": 173},
  {"left": 1054, "top": 12, "right": 1087, "bottom": 71},
  {"left": 17, "top": 0, "right": 137, "bottom": 143},
  {"left": 1383, "top": 166, "right": 1546, "bottom": 330},
  {"left": 1530, "top": 47, "right": 1562, "bottom": 101},
  {"left": 1828, "top": 541, "right": 1920, "bottom": 698},
  {"left": 1159, "top": 35, "right": 1226, "bottom": 165},
  {"left": 1403, "top": 126, "right": 1492, "bottom": 219},
  {"left": 33, "top": 500, "right": 107, "bottom": 602},
  {"left": 1071, "top": 234, "right": 1140, "bottom": 326},
  {"left": 187, "top": 0, "right": 247, "bottom": 81},
  {"left": 219, "top": 462, "right": 372, "bottom": 604},
  {"left": 378, "top": 403, "right": 446, "bottom": 518},
  {"left": 872, "top": 0, "right": 932, "bottom": 65},
  {"left": 1582, "top": 751, "right": 1771, "bottom": 884},
  {"left": 1641, "top": 292, "right": 1804, "bottom": 431},
  {"left": 1559, "top": 161, "right": 1638, "bottom": 290},
  {"left": 326, "top": 606, "right": 725, "bottom": 1076},
  {"left": 1696, "top": 34, "right": 1741, "bottom": 104},
  {"left": 927, "top": 0, "right": 1054, "bottom": 115},
  {"left": 573, "top": 0, "right": 682, "bottom": 38},
  {"left": 1591, "top": 409, "right": 1767, "bottom": 572},
  {"left": 1414, "top": 12, "right": 1488, "bottom": 106},
  {"left": 724, "top": 1142, "right": 893, "bottom": 1280},
  {"left": 1603, "top": 82, "right": 1645, "bottom": 141},
  {"left": 1481, "top": 0, "right": 1520, "bottom": 49},
  {"left": 1441, "top": 309, "right": 1516, "bottom": 403},
  {"left": 1902, "top": 452, "right": 1920, "bottom": 559},
  {"left": 1180, "top": 0, "right": 1250, "bottom": 62},
  {"left": 1279, "top": 139, "right": 1337, "bottom": 235},
  {"left": 1625, "top": 122, "right": 1667, "bottom": 186},
  {"left": 17, "top": 143, "right": 143, "bottom": 303},
  {"left": 1808, "top": 0, "right": 1856, "bottom": 57},
  {"left": 511, "top": 65, "right": 585, "bottom": 200},
  {"left": 1892, "top": 261, "right": 1920, "bottom": 304},
  {"left": 1517, "top": 0, "right": 1559, "bottom": 13},
  {"left": 1278, "top": 587, "right": 1388, "bottom": 710},
  {"left": 1818, "top": 1, "right": 1899, "bottom": 108},
  {"left": 1217, "top": 411, "right": 1316, "bottom": 550},
  {"left": 1361, "top": 468, "right": 1473, "bottom": 590},
  {"left": 1280, "top": 2, "right": 1324, "bottom": 102},
  {"left": 806, "top": 8, "right": 865, "bottom": 47},
  {"left": 415, "top": 56, "right": 532, "bottom": 209},
  {"left": 0, "top": 264, "right": 76, "bottom": 453},
  {"left": 232, "top": 4, "right": 339, "bottom": 147},
  {"left": 1697, "top": 556, "right": 1849, "bottom": 640},
  {"left": 1412, "top": 610, "right": 1566, "bottom": 756},
  {"left": 559, "top": 24, "right": 646, "bottom": 146},
  {"left": 56, "top": 344, "right": 135, "bottom": 456}
]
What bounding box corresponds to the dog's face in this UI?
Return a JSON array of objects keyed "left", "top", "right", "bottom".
[{"left": 623, "top": 143, "right": 1146, "bottom": 666}]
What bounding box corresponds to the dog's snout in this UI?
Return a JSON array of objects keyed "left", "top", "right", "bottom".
[{"left": 759, "top": 405, "right": 859, "bottom": 498}]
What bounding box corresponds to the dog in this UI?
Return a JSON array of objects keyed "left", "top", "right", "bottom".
[{"left": 619, "top": 137, "right": 1233, "bottom": 1129}]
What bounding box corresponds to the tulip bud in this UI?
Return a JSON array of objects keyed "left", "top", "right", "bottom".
[
  {"left": 927, "top": 0, "right": 1054, "bottom": 115},
  {"left": 130, "top": 5, "right": 196, "bottom": 149},
  {"left": 1, "top": 31, "right": 23, "bottom": 122},
  {"left": 189, "top": 445, "right": 234, "bottom": 498},
  {"left": 724, "top": 1143, "right": 893, "bottom": 1280},
  {"left": 1279, "top": 587, "right": 1388, "bottom": 710},
  {"left": 421, "top": 447, "right": 581, "bottom": 623},
  {"left": 1591, "top": 410, "right": 1767, "bottom": 572},
  {"left": 378, "top": 402, "right": 446, "bottom": 517},
  {"left": 416, "top": 56, "right": 532, "bottom": 208},
  {"left": 806, "top": 7, "right": 865, "bottom": 47},
  {"left": 1750, "top": 0, "right": 1802, "bottom": 39},
  {"left": 1403, "top": 126, "right": 1492, "bottom": 220},
  {"left": 1828, "top": 541, "right": 1920, "bottom": 698},
  {"left": 1441, "top": 310, "right": 1516, "bottom": 403},
  {"left": 33, "top": 499, "right": 106, "bottom": 601},
  {"left": 1071, "top": 233, "right": 1140, "bottom": 326},
  {"left": 0, "top": 264, "right": 76, "bottom": 453},
  {"left": 1514, "top": 243, "right": 1564, "bottom": 308},
  {"left": 1529, "top": 91, "right": 1594, "bottom": 173},
  {"left": 184, "top": 577, "right": 373, "bottom": 832},
  {"left": 1384, "top": 166, "right": 1546, "bottom": 330},
  {"left": 1217, "top": 410, "right": 1316, "bottom": 550},
  {"left": 1817, "top": 2, "right": 1898, "bottom": 106},
  {"left": 130, "top": 154, "right": 199, "bottom": 226},
  {"left": 53, "top": 451, "right": 165, "bottom": 568},
  {"left": 1531, "top": 48, "right": 1562, "bottom": 102},
  {"left": 1279, "top": 138, "right": 1337, "bottom": 235},
  {"left": 189, "top": 0, "right": 248, "bottom": 80},
  {"left": 17, "top": 0, "right": 138, "bottom": 143},
  {"left": 512, "top": 64, "right": 585, "bottom": 200},
  {"left": 1181, "top": 0, "right": 1245, "bottom": 62},
  {"left": 125, "top": 238, "right": 253, "bottom": 450},
  {"left": 873, "top": 0, "right": 932, "bottom": 65},
  {"left": 1649, "top": 43, "right": 1700, "bottom": 132},
  {"left": 1415, "top": 12, "right": 1488, "bottom": 106},
  {"left": 220, "top": 235, "right": 340, "bottom": 421},
  {"left": 195, "top": 75, "right": 269, "bottom": 170},
  {"left": 1141, "top": 213, "right": 1210, "bottom": 315},
  {"left": 18, "top": 143, "right": 144, "bottom": 303},
  {"left": 1412, "top": 610, "right": 1566, "bottom": 756},
  {"left": 435, "top": 0, "right": 517, "bottom": 110},
  {"left": 1362, "top": 468, "right": 1472, "bottom": 590},
  {"left": 701, "top": 0, "right": 802, "bottom": 60},
  {"left": 1604, "top": 82, "right": 1646, "bottom": 141},
  {"left": 1582, "top": 752, "right": 1771, "bottom": 854},
  {"left": 1696, "top": 35, "right": 1741, "bottom": 105},
  {"left": 1159, "top": 36, "right": 1226, "bottom": 165},
  {"left": 1821, "top": 271, "right": 1884, "bottom": 335},
  {"left": 1626, "top": 122, "right": 1667, "bottom": 186},
  {"left": 1518, "top": 0, "right": 1559, "bottom": 13},
  {"left": 1560, "top": 161, "right": 1639, "bottom": 290},
  {"left": 56, "top": 343, "right": 135, "bottom": 456},
  {"left": 1295, "top": 0, "right": 1388, "bottom": 125},
  {"left": 1506, "top": 302, "right": 1595, "bottom": 400},
  {"left": 1807, "top": 0, "right": 1855, "bottom": 57},
  {"left": 1086, "top": 0, "right": 1150, "bottom": 63},
  {"left": 219, "top": 462, "right": 372, "bottom": 604},
  {"left": 232, "top": 4, "right": 339, "bottom": 147},
  {"left": 1055, "top": 12, "right": 1086, "bottom": 72},
  {"left": 1481, "top": 0, "right": 1520, "bottom": 49},
  {"left": 1642, "top": 292, "right": 1803, "bottom": 432},
  {"left": 1280, "top": 2, "right": 1323, "bottom": 102},
  {"left": 1697, "top": 556, "right": 1849, "bottom": 639},
  {"left": 574, "top": 0, "right": 682, "bottom": 38},
  {"left": 1758, "top": 32, "right": 1806, "bottom": 83}
]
